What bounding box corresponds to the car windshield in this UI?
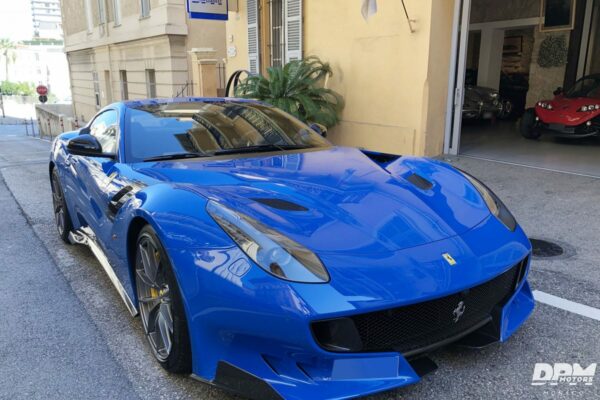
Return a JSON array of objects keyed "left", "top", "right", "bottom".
[
  {"left": 565, "top": 77, "right": 600, "bottom": 99},
  {"left": 125, "top": 101, "right": 330, "bottom": 162}
]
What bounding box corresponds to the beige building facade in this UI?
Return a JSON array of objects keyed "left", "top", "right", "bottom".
[
  {"left": 61, "top": 0, "right": 227, "bottom": 123},
  {"left": 61, "top": 0, "right": 600, "bottom": 156},
  {"left": 225, "top": 0, "right": 600, "bottom": 157},
  {"left": 225, "top": 0, "right": 456, "bottom": 157}
]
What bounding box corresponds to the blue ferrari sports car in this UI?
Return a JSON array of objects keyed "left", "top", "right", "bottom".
[{"left": 49, "top": 98, "right": 534, "bottom": 399}]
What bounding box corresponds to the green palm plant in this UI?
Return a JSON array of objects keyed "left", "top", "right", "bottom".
[{"left": 235, "top": 56, "right": 344, "bottom": 128}]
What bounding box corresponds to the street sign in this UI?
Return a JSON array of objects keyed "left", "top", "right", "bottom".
[
  {"left": 39, "top": 95, "right": 48, "bottom": 104},
  {"left": 36, "top": 85, "right": 48, "bottom": 96},
  {"left": 187, "top": 0, "right": 228, "bottom": 20}
]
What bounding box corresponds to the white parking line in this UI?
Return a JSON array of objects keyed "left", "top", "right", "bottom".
[{"left": 533, "top": 290, "right": 600, "bottom": 322}]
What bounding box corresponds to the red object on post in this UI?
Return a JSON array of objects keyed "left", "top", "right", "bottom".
[{"left": 36, "top": 85, "right": 48, "bottom": 96}]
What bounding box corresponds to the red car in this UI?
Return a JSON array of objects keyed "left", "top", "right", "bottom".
[{"left": 521, "top": 74, "right": 600, "bottom": 139}]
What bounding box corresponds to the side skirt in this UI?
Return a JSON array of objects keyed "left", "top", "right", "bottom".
[{"left": 69, "top": 227, "right": 139, "bottom": 317}]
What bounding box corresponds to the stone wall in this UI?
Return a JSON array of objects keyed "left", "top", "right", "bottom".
[
  {"left": 35, "top": 104, "right": 77, "bottom": 139},
  {"left": 526, "top": 31, "right": 570, "bottom": 107}
]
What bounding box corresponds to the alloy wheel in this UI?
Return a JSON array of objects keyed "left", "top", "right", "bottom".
[
  {"left": 136, "top": 235, "right": 174, "bottom": 362},
  {"left": 51, "top": 174, "right": 66, "bottom": 236}
]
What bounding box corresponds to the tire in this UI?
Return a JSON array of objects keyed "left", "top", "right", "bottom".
[
  {"left": 51, "top": 168, "right": 74, "bottom": 244},
  {"left": 135, "top": 225, "right": 192, "bottom": 374},
  {"left": 520, "top": 108, "right": 541, "bottom": 139}
]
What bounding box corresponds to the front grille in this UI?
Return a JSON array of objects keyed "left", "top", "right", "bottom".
[{"left": 313, "top": 258, "right": 528, "bottom": 355}]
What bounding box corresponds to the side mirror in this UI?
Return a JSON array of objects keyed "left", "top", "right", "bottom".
[
  {"left": 310, "top": 123, "right": 328, "bottom": 137},
  {"left": 553, "top": 87, "right": 563, "bottom": 96},
  {"left": 67, "top": 134, "right": 112, "bottom": 158}
]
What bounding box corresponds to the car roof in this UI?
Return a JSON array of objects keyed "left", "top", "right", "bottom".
[{"left": 121, "top": 97, "right": 262, "bottom": 109}]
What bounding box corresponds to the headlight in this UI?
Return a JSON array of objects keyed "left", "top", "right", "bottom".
[
  {"left": 457, "top": 169, "right": 517, "bottom": 231},
  {"left": 578, "top": 104, "right": 600, "bottom": 112},
  {"left": 537, "top": 102, "right": 553, "bottom": 110},
  {"left": 207, "top": 201, "right": 329, "bottom": 283}
]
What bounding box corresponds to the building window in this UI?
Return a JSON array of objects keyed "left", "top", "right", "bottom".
[
  {"left": 85, "top": 0, "right": 94, "bottom": 32},
  {"left": 140, "top": 0, "right": 150, "bottom": 18},
  {"left": 92, "top": 71, "right": 101, "bottom": 108},
  {"left": 119, "top": 70, "right": 128, "bottom": 100},
  {"left": 97, "top": 0, "right": 106, "bottom": 23},
  {"left": 270, "top": 0, "right": 285, "bottom": 68},
  {"left": 104, "top": 70, "right": 113, "bottom": 103},
  {"left": 113, "top": 0, "right": 121, "bottom": 25},
  {"left": 248, "top": 0, "right": 303, "bottom": 75},
  {"left": 146, "top": 69, "right": 156, "bottom": 98}
]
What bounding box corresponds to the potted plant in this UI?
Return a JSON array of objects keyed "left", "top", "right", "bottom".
[{"left": 235, "top": 56, "right": 344, "bottom": 128}]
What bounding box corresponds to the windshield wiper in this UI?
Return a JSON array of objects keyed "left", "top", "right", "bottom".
[
  {"left": 143, "top": 152, "right": 208, "bottom": 162},
  {"left": 211, "top": 144, "right": 311, "bottom": 156}
]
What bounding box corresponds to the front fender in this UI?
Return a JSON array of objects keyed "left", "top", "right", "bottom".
[{"left": 111, "top": 183, "right": 316, "bottom": 380}]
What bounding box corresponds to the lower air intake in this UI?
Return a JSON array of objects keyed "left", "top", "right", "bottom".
[{"left": 313, "top": 257, "right": 528, "bottom": 356}]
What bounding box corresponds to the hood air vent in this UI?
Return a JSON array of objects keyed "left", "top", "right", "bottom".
[
  {"left": 406, "top": 173, "right": 433, "bottom": 190},
  {"left": 252, "top": 198, "right": 308, "bottom": 212}
]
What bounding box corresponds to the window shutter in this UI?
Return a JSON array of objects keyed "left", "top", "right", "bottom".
[
  {"left": 284, "top": 0, "right": 303, "bottom": 62},
  {"left": 247, "top": 0, "right": 260, "bottom": 74}
]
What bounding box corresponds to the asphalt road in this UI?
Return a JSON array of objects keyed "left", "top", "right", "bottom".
[{"left": 1, "top": 125, "right": 599, "bottom": 399}]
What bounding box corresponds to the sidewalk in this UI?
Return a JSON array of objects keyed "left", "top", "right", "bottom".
[{"left": 0, "top": 132, "right": 140, "bottom": 399}]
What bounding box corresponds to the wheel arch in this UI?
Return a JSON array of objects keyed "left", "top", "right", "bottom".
[
  {"left": 126, "top": 215, "right": 150, "bottom": 296},
  {"left": 49, "top": 161, "right": 56, "bottom": 186}
]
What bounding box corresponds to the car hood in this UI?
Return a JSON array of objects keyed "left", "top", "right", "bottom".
[
  {"left": 537, "top": 96, "right": 600, "bottom": 125},
  {"left": 133, "top": 147, "right": 490, "bottom": 255}
]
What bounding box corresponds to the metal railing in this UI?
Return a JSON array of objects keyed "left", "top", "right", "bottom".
[{"left": 173, "top": 62, "right": 228, "bottom": 98}]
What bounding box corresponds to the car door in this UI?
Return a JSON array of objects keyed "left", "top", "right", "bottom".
[{"left": 71, "top": 109, "right": 126, "bottom": 248}]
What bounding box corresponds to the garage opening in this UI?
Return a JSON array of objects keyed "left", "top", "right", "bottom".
[{"left": 446, "top": 0, "right": 600, "bottom": 177}]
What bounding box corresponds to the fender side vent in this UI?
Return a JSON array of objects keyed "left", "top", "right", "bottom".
[
  {"left": 252, "top": 198, "right": 308, "bottom": 212},
  {"left": 407, "top": 173, "right": 433, "bottom": 190}
]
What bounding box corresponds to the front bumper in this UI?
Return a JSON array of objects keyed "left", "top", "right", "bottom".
[
  {"left": 176, "top": 214, "right": 535, "bottom": 400},
  {"left": 193, "top": 268, "right": 535, "bottom": 400},
  {"left": 535, "top": 120, "right": 600, "bottom": 138},
  {"left": 463, "top": 105, "right": 502, "bottom": 120}
]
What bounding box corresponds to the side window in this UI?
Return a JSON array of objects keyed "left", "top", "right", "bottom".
[{"left": 89, "top": 110, "right": 119, "bottom": 154}]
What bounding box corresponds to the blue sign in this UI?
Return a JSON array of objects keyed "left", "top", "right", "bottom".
[{"left": 187, "top": 0, "right": 229, "bottom": 20}]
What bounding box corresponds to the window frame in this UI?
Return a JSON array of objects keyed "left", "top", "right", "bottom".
[
  {"left": 119, "top": 70, "right": 128, "bottom": 100},
  {"left": 97, "top": 0, "right": 106, "bottom": 24},
  {"left": 113, "top": 0, "right": 121, "bottom": 26},
  {"left": 88, "top": 108, "right": 120, "bottom": 157},
  {"left": 84, "top": 0, "right": 94, "bottom": 33},
  {"left": 145, "top": 69, "right": 156, "bottom": 98},
  {"left": 269, "top": 0, "right": 285, "bottom": 68},
  {"left": 140, "top": 0, "right": 151, "bottom": 18},
  {"left": 92, "top": 71, "right": 101, "bottom": 109}
]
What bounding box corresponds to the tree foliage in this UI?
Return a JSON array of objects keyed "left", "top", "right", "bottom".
[
  {"left": 0, "top": 81, "right": 35, "bottom": 96},
  {"left": 235, "top": 57, "right": 344, "bottom": 128}
]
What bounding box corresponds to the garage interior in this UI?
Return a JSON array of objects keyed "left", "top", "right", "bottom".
[{"left": 456, "top": 0, "right": 600, "bottom": 177}]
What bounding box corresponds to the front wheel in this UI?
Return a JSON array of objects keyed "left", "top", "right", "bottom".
[
  {"left": 520, "top": 108, "right": 541, "bottom": 139},
  {"left": 51, "top": 168, "right": 73, "bottom": 244},
  {"left": 135, "top": 225, "right": 192, "bottom": 374}
]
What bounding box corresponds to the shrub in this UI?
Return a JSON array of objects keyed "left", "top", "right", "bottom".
[
  {"left": 0, "top": 80, "right": 35, "bottom": 96},
  {"left": 235, "top": 56, "right": 344, "bottom": 128}
]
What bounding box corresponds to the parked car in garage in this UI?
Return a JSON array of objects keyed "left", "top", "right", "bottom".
[
  {"left": 521, "top": 74, "right": 600, "bottom": 139},
  {"left": 463, "top": 85, "right": 512, "bottom": 121},
  {"left": 49, "top": 98, "right": 534, "bottom": 399}
]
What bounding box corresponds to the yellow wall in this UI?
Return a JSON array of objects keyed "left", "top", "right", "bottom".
[{"left": 225, "top": 0, "right": 456, "bottom": 156}]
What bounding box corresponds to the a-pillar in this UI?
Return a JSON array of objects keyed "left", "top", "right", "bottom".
[{"left": 189, "top": 48, "right": 218, "bottom": 97}]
